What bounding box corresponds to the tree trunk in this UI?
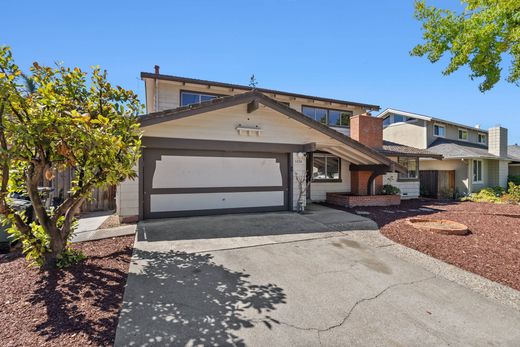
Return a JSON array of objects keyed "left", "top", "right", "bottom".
[{"left": 43, "top": 225, "right": 66, "bottom": 269}]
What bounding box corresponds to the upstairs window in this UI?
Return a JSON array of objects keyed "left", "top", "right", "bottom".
[
  {"left": 433, "top": 124, "right": 446, "bottom": 137},
  {"left": 458, "top": 129, "right": 469, "bottom": 141},
  {"left": 478, "top": 133, "right": 487, "bottom": 144},
  {"left": 302, "top": 106, "right": 352, "bottom": 127},
  {"left": 180, "top": 91, "right": 221, "bottom": 106},
  {"left": 398, "top": 157, "right": 418, "bottom": 180},
  {"left": 382, "top": 114, "right": 417, "bottom": 127},
  {"left": 312, "top": 154, "right": 341, "bottom": 181}
]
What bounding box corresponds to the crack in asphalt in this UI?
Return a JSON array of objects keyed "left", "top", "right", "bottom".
[{"left": 272, "top": 275, "right": 437, "bottom": 334}]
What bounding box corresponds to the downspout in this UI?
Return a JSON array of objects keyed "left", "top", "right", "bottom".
[{"left": 154, "top": 65, "right": 160, "bottom": 112}]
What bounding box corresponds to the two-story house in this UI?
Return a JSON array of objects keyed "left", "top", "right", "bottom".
[
  {"left": 377, "top": 109, "right": 510, "bottom": 197},
  {"left": 116, "top": 69, "right": 441, "bottom": 221}
]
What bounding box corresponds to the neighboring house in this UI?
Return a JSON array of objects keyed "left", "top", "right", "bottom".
[
  {"left": 378, "top": 141, "right": 442, "bottom": 199},
  {"left": 116, "top": 69, "right": 441, "bottom": 221},
  {"left": 377, "top": 109, "right": 510, "bottom": 197},
  {"left": 509, "top": 145, "right": 520, "bottom": 176}
]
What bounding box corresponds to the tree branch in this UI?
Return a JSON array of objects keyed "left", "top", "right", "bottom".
[
  {"left": 25, "top": 161, "right": 51, "bottom": 230},
  {"left": 52, "top": 181, "right": 92, "bottom": 222}
]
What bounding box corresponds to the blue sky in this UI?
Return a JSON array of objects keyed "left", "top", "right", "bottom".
[{"left": 3, "top": 0, "right": 519, "bottom": 144}]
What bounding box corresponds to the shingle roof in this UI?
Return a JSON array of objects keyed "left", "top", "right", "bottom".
[
  {"left": 378, "top": 141, "right": 443, "bottom": 159},
  {"left": 509, "top": 145, "right": 520, "bottom": 161},
  {"left": 428, "top": 138, "right": 502, "bottom": 159},
  {"left": 141, "top": 72, "right": 380, "bottom": 111}
]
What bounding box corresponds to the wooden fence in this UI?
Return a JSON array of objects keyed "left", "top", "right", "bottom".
[{"left": 49, "top": 169, "right": 116, "bottom": 212}]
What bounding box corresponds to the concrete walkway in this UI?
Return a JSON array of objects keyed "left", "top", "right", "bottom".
[
  {"left": 72, "top": 211, "right": 135, "bottom": 243},
  {"left": 115, "top": 205, "right": 520, "bottom": 346},
  {"left": 71, "top": 224, "right": 136, "bottom": 243},
  {"left": 76, "top": 211, "right": 112, "bottom": 233}
]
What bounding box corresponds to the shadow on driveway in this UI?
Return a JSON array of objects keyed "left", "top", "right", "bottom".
[{"left": 115, "top": 249, "right": 286, "bottom": 346}]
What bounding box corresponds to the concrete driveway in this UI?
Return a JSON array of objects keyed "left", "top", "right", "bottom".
[{"left": 115, "top": 205, "right": 520, "bottom": 346}]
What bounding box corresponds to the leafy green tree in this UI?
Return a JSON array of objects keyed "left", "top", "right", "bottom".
[
  {"left": 411, "top": 0, "right": 520, "bottom": 91},
  {"left": 0, "top": 47, "right": 142, "bottom": 268}
]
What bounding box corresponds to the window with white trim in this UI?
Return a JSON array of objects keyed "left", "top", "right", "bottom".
[
  {"left": 473, "top": 159, "right": 483, "bottom": 183},
  {"left": 398, "top": 157, "right": 419, "bottom": 180},
  {"left": 433, "top": 124, "right": 446, "bottom": 137},
  {"left": 312, "top": 154, "right": 341, "bottom": 181},
  {"left": 458, "top": 129, "right": 469, "bottom": 141},
  {"left": 478, "top": 133, "right": 487, "bottom": 144}
]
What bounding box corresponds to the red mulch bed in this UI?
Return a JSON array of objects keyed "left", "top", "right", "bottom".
[
  {"left": 0, "top": 236, "right": 134, "bottom": 347},
  {"left": 333, "top": 200, "right": 520, "bottom": 291}
]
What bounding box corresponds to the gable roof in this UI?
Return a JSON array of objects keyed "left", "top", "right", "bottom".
[
  {"left": 377, "top": 108, "right": 488, "bottom": 133},
  {"left": 509, "top": 145, "right": 520, "bottom": 162},
  {"left": 141, "top": 72, "right": 380, "bottom": 111},
  {"left": 140, "top": 91, "right": 404, "bottom": 172},
  {"left": 378, "top": 141, "right": 443, "bottom": 159},
  {"left": 428, "top": 138, "right": 503, "bottom": 160}
]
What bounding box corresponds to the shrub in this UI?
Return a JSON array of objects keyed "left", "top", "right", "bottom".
[
  {"left": 504, "top": 182, "right": 520, "bottom": 204},
  {"left": 462, "top": 186, "right": 504, "bottom": 203},
  {"left": 381, "top": 184, "right": 401, "bottom": 195}
]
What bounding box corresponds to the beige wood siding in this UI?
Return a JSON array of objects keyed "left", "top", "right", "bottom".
[
  {"left": 144, "top": 104, "right": 347, "bottom": 150},
  {"left": 383, "top": 121, "right": 427, "bottom": 149}
]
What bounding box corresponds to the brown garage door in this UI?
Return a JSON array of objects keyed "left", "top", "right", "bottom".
[{"left": 143, "top": 149, "right": 289, "bottom": 218}]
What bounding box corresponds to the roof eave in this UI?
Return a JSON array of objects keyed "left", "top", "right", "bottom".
[{"left": 140, "top": 72, "right": 380, "bottom": 111}]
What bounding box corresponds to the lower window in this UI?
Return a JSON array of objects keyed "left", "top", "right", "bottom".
[
  {"left": 313, "top": 154, "right": 341, "bottom": 181},
  {"left": 473, "top": 160, "right": 483, "bottom": 183},
  {"left": 398, "top": 157, "right": 418, "bottom": 180}
]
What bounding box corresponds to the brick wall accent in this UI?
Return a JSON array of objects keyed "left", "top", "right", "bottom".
[
  {"left": 350, "top": 113, "right": 383, "bottom": 149},
  {"left": 326, "top": 192, "right": 400, "bottom": 207},
  {"left": 349, "top": 113, "right": 384, "bottom": 195},
  {"left": 351, "top": 171, "right": 383, "bottom": 195}
]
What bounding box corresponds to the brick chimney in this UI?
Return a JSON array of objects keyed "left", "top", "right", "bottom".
[
  {"left": 349, "top": 113, "right": 384, "bottom": 195},
  {"left": 350, "top": 113, "right": 383, "bottom": 149},
  {"left": 488, "top": 126, "right": 508, "bottom": 158}
]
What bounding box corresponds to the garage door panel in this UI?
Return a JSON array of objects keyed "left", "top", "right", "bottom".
[
  {"left": 143, "top": 149, "right": 289, "bottom": 218},
  {"left": 150, "top": 191, "right": 285, "bottom": 212},
  {"left": 153, "top": 156, "right": 283, "bottom": 188}
]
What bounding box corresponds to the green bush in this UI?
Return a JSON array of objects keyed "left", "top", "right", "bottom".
[
  {"left": 381, "top": 184, "right": 401, "bottom": 195},
  {"left": 56, "top": 248, "right": 86, "bottom": 268},
  {"left": 504, "top": 182, "right": 520, "bottom": 204},
  {"left": 461, "top": 186, "right": 504, "bottom": 203},
  {"left": 6, "top": 216, "right": 83, "bottom": 268}
]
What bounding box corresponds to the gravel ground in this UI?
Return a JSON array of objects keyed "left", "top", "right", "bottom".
[
  {"left": 0, "top": 235, "right": 134, "bottom": 347},
  {"left": 333, "top": 199, "right": 520, "bottom": 291}
]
